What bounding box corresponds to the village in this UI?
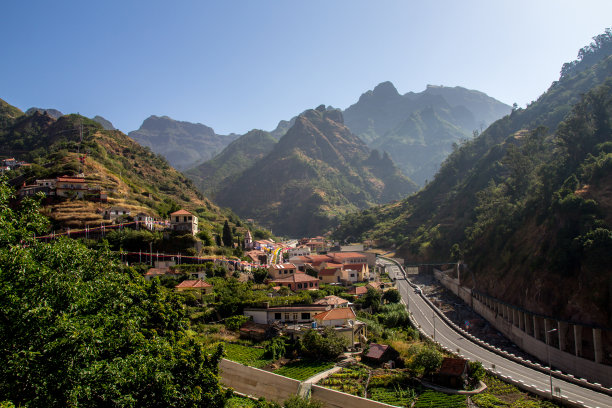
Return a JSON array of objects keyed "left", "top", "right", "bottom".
[{"left": 3, "top": 168, "right": 553, "bottom": 407}]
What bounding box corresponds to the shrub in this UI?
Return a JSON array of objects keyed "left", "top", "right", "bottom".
[{"left": 224, "top": 315, "right": 250, "bottom": 331}]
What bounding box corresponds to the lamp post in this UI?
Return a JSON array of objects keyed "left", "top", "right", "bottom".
[
  {"left": 546, "top": 327, "right": 558, "bottom": 397},
  {"left": 433, "top": 312, "right": 436, "bottom": 341}
]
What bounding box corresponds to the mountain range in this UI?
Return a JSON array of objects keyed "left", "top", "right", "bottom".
[
  {"left": 343, "top": 82, "right": 511, "bottom": 184},
  {"left": 128, "top": 115, "right": 240, "bottom": 171},
  {"left": 211, "top": 106, "right": 417, "bottom": 237}
]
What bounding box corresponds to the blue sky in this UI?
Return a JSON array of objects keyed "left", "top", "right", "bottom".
[{"left": 1, "top": 1, "right": 611, "bottom": 135}]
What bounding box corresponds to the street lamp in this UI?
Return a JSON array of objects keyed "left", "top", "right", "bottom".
[
  {"left": 546, "top": 327, "right": 558, "bottom": 398},
  {"left": 433, "top": 312, "right": 436, "bottom": 341}
]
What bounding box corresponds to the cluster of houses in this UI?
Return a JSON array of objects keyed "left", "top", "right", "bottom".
[
  {"left": 17, "top": 175, "right": 108, "bottom": 202},
  {"left": 262, "top": 251, "right": 376, "bottom": 291},
  {"left": 1, "top": 157, "right": 29, "bottom": 173}
]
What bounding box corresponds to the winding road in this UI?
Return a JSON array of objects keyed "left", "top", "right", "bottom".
[{"left": 379, "top": 258, "right": 612, "bottom": 408}]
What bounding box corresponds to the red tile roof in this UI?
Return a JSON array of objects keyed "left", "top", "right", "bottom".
[
  {"left": 343, "top": 263, "right": 366, "bottom": 271},
  {"left": 313, "top": 307, "right": 356, "bottom": 321}
]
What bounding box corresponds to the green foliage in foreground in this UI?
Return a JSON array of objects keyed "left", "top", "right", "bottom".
[{"left": 0, "top": 178, "right": 227, "bottom": 408}]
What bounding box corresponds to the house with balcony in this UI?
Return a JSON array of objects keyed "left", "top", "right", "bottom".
[{"left": 270, "top": 272, "right": 319, "bottom": 291}]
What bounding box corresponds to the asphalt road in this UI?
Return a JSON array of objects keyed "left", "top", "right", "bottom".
[{"left": 379, "top": 259, "right": 612, "bottom": 408}]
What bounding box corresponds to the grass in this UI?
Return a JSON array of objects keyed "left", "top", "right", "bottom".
[
  {"left": 413, "top": 390, "right": 466, "bottom": 408},
  {"left": 224, "top": 395, "right": 259, "bottom": 407},
  {"left": 207, "top": 342, "right": 273, "bottom": 369},
  {"left": 471, "top": 375, "right": 561, "bottom": 408},
  {"left": 273, "top": 360, "right": 336, "bottom": 381}
]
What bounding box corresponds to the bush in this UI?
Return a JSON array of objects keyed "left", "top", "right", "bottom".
[
  {"left": 225, "top": 315, "right": 250, "bottom": 331},
  {"left": 283, "top": 396, "right": 323, "bottom": 408},
  {"left": 264, "top": 337, "right": 287, "bottom": 360},
  {"left": 301, "top": 327, "right": 348, "bottom": 360}
]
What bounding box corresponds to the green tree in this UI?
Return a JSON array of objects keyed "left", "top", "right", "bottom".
[
  {"left": 363, "top": 287, "right": 382, "bottom": 312},
  {"left": 0, "top": 177, "right": 228, "bottom": 408},
  {"left": 301, "top": 327, "right": 347, "bottom": 360},
  {"left": 222, "top": 220, "right": 233, "bottom": 247},
  {"left": 412, "top": 346, "right": 443, "bottom": 376},
  {"left": 252, "top": 267, "right": 269, "bottom": 284},
  {"left": 382, "top": 288, "right": 401, "bottom": 303}
]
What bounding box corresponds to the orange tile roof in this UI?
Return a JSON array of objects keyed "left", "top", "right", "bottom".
[
  {"left": 313, "top": 307, "right": 356, "bottom": 321},
  {"left": 170, "top": 209, "right": 195, "bottom": 216},
  {"left": 271, "top": 272, "right": 319, "bottom": 283},
  {"left": 270, "top": 263, "right": 296, "bottom": 270},
  {"left": 175, "top": 279, "right": 212, "bottom": 289},
  {"left": 331, "top": 252, "right": 366, "bottom": 260},
  {"left": 348, "top": 286, "right": 368, "bottom": 295},
  {"left": 318, "top": 268, "right": 341, "bottom": 276}
]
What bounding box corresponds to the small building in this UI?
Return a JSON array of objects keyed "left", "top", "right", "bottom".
[
  {"left": 170, "top": 209, "right": 198, "bottom": 235},
  {"left": 245, "top": 250, "right": 268, "bottom": 265},
  {"left": 313, "top": 295, "right": 349, "bottom": 308},
  {"left": 362, "top": 343, "right": 400, "bottom": 366},
  {"left": 244, "top": 304, "right": 330, "bottom": 325},
  {"left": 436, "top": 358, "right": 469, "bottom": 389},
  {"left": 287, "top": 246, "right": 311, "bottom": 258},
  {"left": 56, "top": 176, "right": 88, "bottom": 198},
  {"left": 271, "top": 272, "right": 319, "bottom": 291},
  {"left": 346, "top": 285, "right": 368, "bottom": 297},
  {"left": 175, "top": 279, "right": 213, "bottom": 295},
  {"left": 268, "top": 263, "right": 297, "bottom": 279},
  {"left": 313, "top": 307, "right": 357, "bottom": 327},
  {"left": 144, "top": 267, "right": 181, "bottom": 281},
  {"left": 318, "top": 266, "right": 344, "bottom": 284},
  {"left": 103, "top": 206, "right": 131, "bottom": 222}
]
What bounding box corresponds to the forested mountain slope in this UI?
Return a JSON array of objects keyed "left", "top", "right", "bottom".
[
  {"left": 334, "top": 30, "right": 612, "bottom": 327},
  {"left": 213, "top": 106, "right": 417, "bottom": 237}
]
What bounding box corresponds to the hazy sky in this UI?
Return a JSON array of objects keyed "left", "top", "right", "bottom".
[{"left": 1, "top": 1, "right": 611, "bottom": 135}]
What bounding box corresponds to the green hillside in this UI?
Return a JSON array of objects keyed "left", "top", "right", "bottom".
[
  {"left": 213, "top": 106, "right": 418, "bottom": 237},
  {"left": 186, "top": 129, "right": 278, "bottom": 196},
  {"left": 0, "top": 102, "right": 248, "bottom": 245},
  {"left": 333, "top": 30, "right": 612, "bottom": 326}
]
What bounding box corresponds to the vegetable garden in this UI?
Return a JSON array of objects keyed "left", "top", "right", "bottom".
[{"left": 273, "top": 360, "right": 336, "bottom": 381}]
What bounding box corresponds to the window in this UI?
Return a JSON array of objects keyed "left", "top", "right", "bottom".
[
  {"left": 284, "top": 313, "right": 289, "bottom": 320},
  {"left": 350, "top": 273, "right": 355, "bottom": 278},
  {"left": 309, "top": 282, "right": 313, "bottom": 287},
  {"left": 301, "top": 313, "right": 309, "bottom": 320},
  {"left": 293, "top": 313, "right": 298, "bottom": 321},
  {"left": 274, "top": 312, "right": 281, "bottom": 320},
  {"left": 297, "top": 283, "right": 302, "bottom": 289}
]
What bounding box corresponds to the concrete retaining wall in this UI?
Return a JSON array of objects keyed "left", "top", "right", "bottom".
[
  {"left": 219, "top": 359, "right": 300, "bottom": 403},
  {"left": 220, "top": 359, "right": 400, "bottom": 407},
  {"left": 311, "top": 385, "right": 399, "bottom": 408}
]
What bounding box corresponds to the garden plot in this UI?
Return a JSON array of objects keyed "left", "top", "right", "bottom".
[{"left": 273, "top": 360, "right": 336, "bottom": 381}]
